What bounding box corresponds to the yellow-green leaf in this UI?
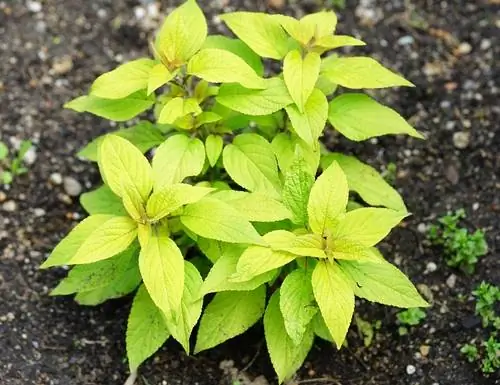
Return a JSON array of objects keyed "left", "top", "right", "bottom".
[
  {"left": 272, "top": 15, "right": 314, "bottom": 45},
  {"left": 205, "top": 134, "right": 223, "bottom": 167},
  {"left": 271, "top": 133, "right": 319, "bottom": 176},
  {"left": 313, "top": 35, "right": 365, "bottom": 53},
  {"left": 300, "top": 11, "right": 337, "bottom": 39},
  {"left": 148, "top": 63, "right": 174, "bottom": 95},
  {"left": 158, "top": 97, "right": 202, "bottom": 125}
]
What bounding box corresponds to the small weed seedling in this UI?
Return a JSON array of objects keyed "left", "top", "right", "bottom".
[
  {"left": 397, "top": 308, "right": 426, "bottom": 335},
  {"left": 42, "top": 1, "right": 429, "bottom": 383},
  {"left": 428, "top": 209, "right": 488, "bottom": 274},
  {"left": 0, "top": 140, "right": 32, "bottom": 185}
]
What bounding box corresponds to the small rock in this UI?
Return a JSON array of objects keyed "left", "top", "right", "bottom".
[
  {"left": 52, "top": 56, "right": 73, "bottom": 75},
  {"left": 472, "top": 202, "right": 479, "bottom": 211},
  {"left": 420, "top": 345, "right": 430, "bottom": 357},
  {"left": 134, "top": 6, "right": 146, "bottom": 20},
  {"left": 425, "top": 262, "right": 438, "bottom": 273},
  {"left": 480, "top": 39, "right": 491, "bottom": 51},
  {"left": 446, "top": 274, "right": 457, "bottom": 289},
  {"left": 267, "top": 0, "right": 285, "bottom": 9},
  {"left": 397, "top": 36, "right": 414, "bottom": 46},
  {"left": 26, "top": 1, "right": 42, "bottom": 12},
  {"left": 406, "top": 364, "right": 416, "bottom": 375},
  {"left": 2, "top": 200, "right": 17, "bottom": 212},
  {"left": 63, "top": 176, "right": 82, "bottom": 197},
  {"left": 456, "top": 42, "right": 472, "bottom": 55},
  {"left": 0, "top": 191, "right": 6, "bottom": 203},
  {"left": 445, "top": 164, "right": 459, "bottom": 185},
  {"left": 49, "top": 172, "right": 63, "bottom": 185},
  {"left": 417, "top": 283, "right": 434, "bottom": 302},
  {"left": 453, "top": 131, "right": 470, "bottom": 149},
  {"left": 23, "top": 146, "right": 36, "bottom": 165},
  {"left": 33, "top": 208, "right": 46, "bottom": 217},
  {"left": 417, "top": 223, "right": 428, "bottom": 234}
]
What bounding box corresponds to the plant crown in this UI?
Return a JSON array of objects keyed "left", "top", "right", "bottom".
[{"left": 42, "top": 1, "right": 428, "bottom": 382}]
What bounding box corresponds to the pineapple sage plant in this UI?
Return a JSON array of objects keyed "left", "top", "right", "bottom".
[{"left": 42, "top": 1, "right": 429, "bottom": 383}]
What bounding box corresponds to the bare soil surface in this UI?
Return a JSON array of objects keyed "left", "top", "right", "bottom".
[{"left": 0, "top": 0, "right": 498, "bottom": 384}]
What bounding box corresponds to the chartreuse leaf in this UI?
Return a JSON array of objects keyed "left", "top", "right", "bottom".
[
  {"left": 78, "top": 121, "right": 164, "bottom": 162},
  {"left": 148, "top": 63, "right": 174, "bottom": 95},
  {"left": 312, "top": 260, "right": 354, "bottom": 348},
  {"left": 283, "top": 50, "right": 321, "bottom": 113},
  {"left": 265, "top": 230, "right": 325, "bottom": 258},
  {"left": 188, "top": 48, "right": 266, "bottom": 89},
  {"left": 220, "top": 12, "right": 289, "bottom": 60},
  {"left": 90, "top": 58, "right": 156, "bottom": 99},
  {"left": 313, "top": 35, "right": 365, "bottom": 53},
  {"left": 211, "top": 190, "right": 291, "bottom": 222},
  {"left": 205, "top": 135, "right": 223, "bottom": 167},
  {"left": 322, "top": 57, "right": 414, "bottom": 89},
  {"left": 139, "top": 230, "right": 184, "bottom": 320},
  {"left": 264, "top": 291, "right": 314, "bottom": 384},
  {"left": 80, "top": 185, "right": 127, "bottom": 216},
  {"left": 223, "top": 133, "right": 281, "bottom": 199},
  {"left": 195, "top": 112, "right": 222, "bottom": 128},
  {"left": 312, "top": 313, "right": 333, "bottom": 342},
  {"left": 328, "top": 93, "right": 424, "bottom": 141},
  {"left": 195, "top": 286, "right": 266, "bottom": 353},
  {"left": 196, "top": 237, "right": 229, "bottom": 263},
  {"left": 152, "top": 134, "right": 205, "bottom": 190},
  {"left": 286, "top": 88, "right": 328, "bottom": 148},
  {"left": 41, "top": 215, "right": 116, "bottom": 268},
  {"left": 146, "top": 184, "right": 213, "bottom": 222},
  {"left": 326, "top": 238, "right": 376, "bottom": 262},
  {"left": 280, "top": 269, "right": 318, "bottom": 344},
  {"left": 75, "top": 256, "right": 141, "bottom": 305},
  {"left": 272, "top": 15, "right": 314, "bottom": 45},
  {"left": 180, "top": 198, "right": 264, "bottom": 245},
  {"left": 201, "top": 245, "right": 277, "bottom": 294},
  {"left": 155, "top": 0, "right": 207, "bottom": 64},
  {"left": 300, "top": 10, "right": 337, "bottom": 38},
  {"left": 331, "top": 208, "right": 408, "bottom": 247},
  {"left": 231, "top": 231, "right": 297, "bottom": 282},
  {"left": 158, "top": 97, "right": 202, "bottom": 125},
  {"left": 165, "top": 261, "right": 203, "bottom": 353},
  {"left": 126, "top": 285, "right": 170, "bottom": 371},
  {"left": 321, "top": 153, "right": 407, "bottom": 212},
  {"left": 98, "top": 135, "right": 153, "bottom": 202},
  {"left": 217, "top": 77, "right": 293, "bottom": 116},
  {"left": 339, "top": 258, "right": 429, "bottom": 308},
  {"left": 51, "top": 243, "right": 139, "bottom": 295},
  {"left": 64, "top": 91, "right": 154, "bottom": 122},
  {"left": 271, "top": 133, "right": 319, "bottom": 176},
  {"left": 69, "top": 216, "right": 137, "bottom": 265},
  {"left": 307, "top": 160, "right": 348, "bottom": 236},
  {"left": 282, "top": 157, "right": 315, "bottom": 226},
  {"left": 202, "top": 35, "right": 264, "bottom": 75}
]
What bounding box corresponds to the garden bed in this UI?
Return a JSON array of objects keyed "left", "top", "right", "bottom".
[{"left": 0, "top": 0, "right": 498, "bottom": 384}]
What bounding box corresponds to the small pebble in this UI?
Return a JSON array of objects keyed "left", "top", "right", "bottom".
[
  {"left": 406, "top": 364, "right": 416, "bottom": 375},
  {"left": 23, "top": 146, "right": 36, "bottom": 165},
  {"left": 63, "top": 176, "right": 82, "bottom": 197},
  {"left": 457, "top": 42, "right": 472, "bottom": 55},
  {"left": 49, "top": 172, "right": 63, "bottom": 185},
  {"left": 397, "top": 36, "right": 414, "bottom": 46},
  {"left": 425, "top": 262, "right": 438, "bottom": 273},
  {"left": 472, "top": 202, "right": 479, "bottom": 211},
  {"left": 33, "top": 208, "right": 46, "bottom": 217},
  {"left": 480, "top": 39, "right": 491, "bottom": 51},
  {"left": 0, "top": 191, "right": 6, "bottom": 203},
  {"left": 446, "top": 274, "right": 457, "bottom": 289},
  {"left": 52, "top": 56, "right": 73, "bottom": 75},
  {"left": 26, "top": 1, "right": 42, "bottom": 12},
  {"left": 453, "top": 131, "right": 470, "bottom": 149},
  {"left": 417, "top": 223, "right": 428, "bottom": 233},
  {"left": 267, "top": 0, "right": 285, "bottom": 9},
  {"left": 2, "top": 200, "right": 17, "bottom": 212},
  {"left": 420, "top": 345, "right": 430, "bottom": 357}
]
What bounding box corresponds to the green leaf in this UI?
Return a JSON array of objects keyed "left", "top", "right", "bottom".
[
  {"left": 0, "top": 142, "right": 8, "bottom": 160},
  {"left": 264, "top": 291, "right": 314, "bottom": 384},
  {"left": 78, "top": 121, "right": 164, "bottom": 162},
  {"left": 326, "top": 238, "right": 376, "bottom": 261},
  {"left": 223, "top": 133, "right": 281, "bottom": 199},
  {"left": 196, "top": 237, "right": 229, "bottom": 263},
  {"left": 313, "top": 35, "right": 365, "bottom": 53},
  {"left": 80, "top": 185, "right": 128, "bottom": 216},
  {"left": 271, "top": 133, "right": 319, "bottom": 176},
  {"left": 165, "top": 261, "right": 203, "bottom": 353},
  {"left": 300, "top": 11, "right": 338, "bottom": 38},
  {"left": 148, "top": 63, "right": 174, "bottom": 95},
  {"left": 152, "top": 134, "right": 205, "bottom": 190},
  {"left": 155, "top": 0, "right": 207, "bottom": 64},
  {"left": 139, "top": 231, "right": 185, "bottom": 319},
  {"left": 220, "top": 12, "right": 289, "bottom": 60},
  {"left": 311, "top": 313, "right": 333, "bottom": 342},
  {"left": 195, "top": 286, "right": 266, "bottom": 353},
  {"left": 339, "top": 258, "right": 429, "bottom": 308},
  {"left": 307, "top": 160, "right": 348, "bottom": 236},
  {"left": 98, "top": 134, "right": 153, "bottom": 202},
  {"left": 280, "top": 269, "right": 317, "bottom": 344},
  {"left": 126, "top": 285, "right": 170, "bottom": 371},
  {"left": 272, "top": 15, "right": 314, "bottom": 45},
  {"left": 282, "top": 157, "right": 315, "bottom": 226},
  {"left": 285, "top": 88, "right": 328, "bottom": 148},
  {"left": 188, "top": 48, "right": 266, "bottom": 89},
  {"left": 51, "top": 243, "right": 139, "bottom": 295},
  {"left": 217, "top": 77, "right": 293, "bottom": 116},
  {"left": 321, "top": 153, "right": 407, "bottom": 212},
  {"left": 321, "top": 57, "right": 414, "bottom": 89},
  {"left": 332, "top": 208, "right": 408, "bottom": 247},
  {"left": 64, "top": 91, "right": 154, "bottom": 121},
  {"left": 232, "top": 231, "right": 297, "bottom": 282},
  {"left": 211, "top": 190, "right": 291, "bottom": 222},
  {"left": 69, "top": 216, "right": 137, "bottom": 265},
  {"left": 265, "top": 230, "right": 326, "bottom": 258},
  {"left": 74, "top": 256, "right": 141, "bottom": 305},
  {"left": 146, "top": 184, "right": 213, "bottom": 222},
  {"left": 90, "top": 58, "right": 156, "bottom": 99},
  {"left": 202, "top": 35, "right": 264, "bottom": 76},
  {"left": 195, "top": 112, "right": 222, "bottom": 128},
  {"left": 158, "top": 97, "right": 202, "bottom": 125},
  {"left": 205, "top": 135, "right": 223, "bottom": 167},
  {"left": 312, "top": 260, "right": 354, "bottom": 348},
  {"left": 201, "top": 245, "right": 276, "bottom": 294},
  {"left": 181, "top": 198, "right": 264, "bottom": 245},
  {"left": 283, "top": 50, "right": 321, "bottom": 113},
  {"left": 41, "top": 215, "right": 116, "bottom": 268}
]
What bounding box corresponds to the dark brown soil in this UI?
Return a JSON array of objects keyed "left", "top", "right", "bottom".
[{"left": 0, "top": 0, "right": 498, "bottom": 385}]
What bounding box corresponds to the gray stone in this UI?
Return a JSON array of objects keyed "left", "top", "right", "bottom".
[
  {"left": 446, "top": 274, "right": 457, "bottom": 288},
  {"left": 63, "top": 176, "right": 82, "bottom": 197},
  {"left": 406, "top": 364, "right": 416, "bottom": 375},
  {"left": 2, "top": 200, "right": 17, "bottom": 212},
  {"left": 453, "top": 131, "right": 470, "bottom": 149},
  {"left": 49, "top": 172, "right": 63, "bottom": 185}
]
